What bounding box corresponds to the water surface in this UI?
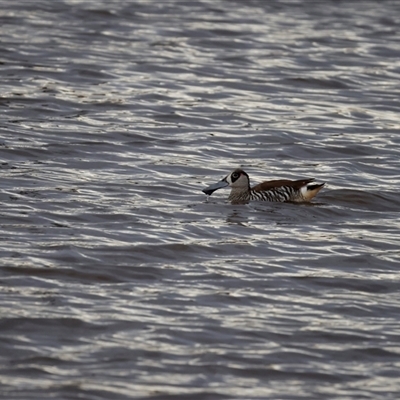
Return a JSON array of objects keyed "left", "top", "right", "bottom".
[{"left": 1, "top": 1, "right": 400, "bottom": 399}]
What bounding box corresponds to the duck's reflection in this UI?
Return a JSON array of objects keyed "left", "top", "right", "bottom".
[{"left": 225, "top": 210, "right": 249, "bottom": 226}]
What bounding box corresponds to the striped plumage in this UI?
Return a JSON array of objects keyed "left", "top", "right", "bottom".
[{"left": 202, "top": 169, "right": 325, "bottom": 204}]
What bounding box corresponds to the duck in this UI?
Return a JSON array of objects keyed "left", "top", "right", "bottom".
[{"left": 202, "top": 168, "right": 325, "bottom": 204}]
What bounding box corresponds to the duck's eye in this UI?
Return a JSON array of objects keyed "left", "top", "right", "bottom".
[{"left": 232, "top": 172, "right": 239, "bottom": 179}]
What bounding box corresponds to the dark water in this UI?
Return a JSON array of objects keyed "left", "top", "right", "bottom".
[{"left": 1, "top": 0, "right": 400, "bottom": 399}]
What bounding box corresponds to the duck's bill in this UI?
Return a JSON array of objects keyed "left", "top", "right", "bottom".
[{"left": 202, "top": 178, "right": 229, "bottom": 196}]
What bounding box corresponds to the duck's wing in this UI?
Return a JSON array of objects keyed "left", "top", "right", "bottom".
[{"left": 251, "top": 178, "right": 315, "bottom": 192}]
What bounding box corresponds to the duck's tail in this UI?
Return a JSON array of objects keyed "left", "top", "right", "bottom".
[{"left": 301, "top": 182, "right": 325, "bottom": 201}]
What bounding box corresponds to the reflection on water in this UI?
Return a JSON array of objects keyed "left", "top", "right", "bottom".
[{"left": 1, "top": 0, "right": 400, "bottom": 399}]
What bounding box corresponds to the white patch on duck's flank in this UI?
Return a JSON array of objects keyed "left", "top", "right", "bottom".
[{"left": 300, "top": 185, "right": 309, "bottom": 198}]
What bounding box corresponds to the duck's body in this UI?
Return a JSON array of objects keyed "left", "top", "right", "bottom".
[{"left": 202, "top": 169, "right": 325, "bottom": 204}]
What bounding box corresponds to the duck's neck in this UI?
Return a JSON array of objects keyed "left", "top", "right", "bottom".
[{"left": 228, "top": 187, "right": 251, "bottom": 203}]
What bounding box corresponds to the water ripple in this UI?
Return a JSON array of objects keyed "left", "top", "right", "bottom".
[{"left": 2, "top": 1, "right": 400, "bottom": 399}]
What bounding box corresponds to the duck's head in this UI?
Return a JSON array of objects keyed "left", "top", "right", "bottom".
[{"left": 202, "top": 169, "right": 250, "bottom": 196}]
